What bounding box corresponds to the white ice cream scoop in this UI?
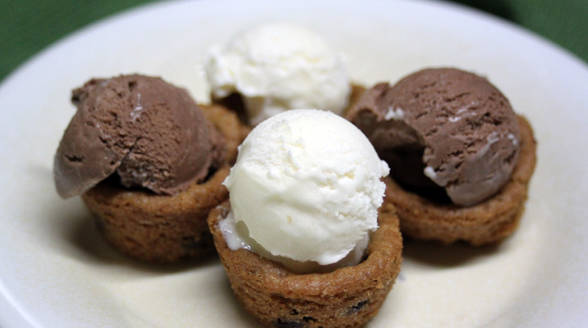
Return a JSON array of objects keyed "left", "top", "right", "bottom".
[
  {"left": 222, "top": 109, "right": 389, "bottom": 272},
  {"left": 206, "top": 23, "right": 350, "bottom": 125}
]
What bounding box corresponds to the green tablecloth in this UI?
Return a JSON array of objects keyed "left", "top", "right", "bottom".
[{"left": 1, "top": 0, "right": 586, "bottom": 82}]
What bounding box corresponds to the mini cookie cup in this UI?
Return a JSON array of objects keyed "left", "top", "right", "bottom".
[
  {"left": 386, "top": 115, "right": 537, "bottom": 246},
  {"left": 207, "top": 186, "right": 402, "bottom": 328},
  {"left": 81, "top": 104, "right": 249, "bottom": 262}
]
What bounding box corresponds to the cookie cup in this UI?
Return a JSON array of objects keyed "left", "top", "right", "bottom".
[
  {"left": 387, "top": 115, "right": 537, "bottom": 246},
  {"left": 207, "top": 190, "right": 402, "bottom": 328},
  {"left": 81, "top": 104, "right": 249, "bottom": 262}
]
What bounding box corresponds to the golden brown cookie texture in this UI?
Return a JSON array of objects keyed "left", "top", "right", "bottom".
[
  {"left": 387, "top": 115, "right": 537, "bottom": 246},
  {"left": 82, "top": 104, "right": 249, "bottom": 262},
  {"left": 208, "top": 194, "right": 402, "bottom": 328}
]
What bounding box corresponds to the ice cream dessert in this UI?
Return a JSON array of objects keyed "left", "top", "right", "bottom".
[
  {"left": 54, "top": 74, "right": 249, "bottom": 262},
  {"left": 208, "top": 110, "right": 402, "bottom": 328},
  {"left": 205, "top": 23, "right": 352, "bottom": 125},
  {"left": 54, "top": 75, "right": 223, "bottom": 198},
  {"left": 347, "top": 68, "right": 537, "bottom": 245},
  {"left": 223, "top": 109, "right": 389, "bottom": 272}
]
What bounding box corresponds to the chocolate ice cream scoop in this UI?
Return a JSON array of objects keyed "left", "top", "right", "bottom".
[
  {"left": 54, "top": 74, "right": 224, "bottom": 198},
  {"left": 348, "top": 68, "right": 520, "bottom": 206}
]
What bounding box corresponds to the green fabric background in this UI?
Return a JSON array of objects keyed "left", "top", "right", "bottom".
[{"left": 1, "top": 0, "right": 586, "bottom": 82}]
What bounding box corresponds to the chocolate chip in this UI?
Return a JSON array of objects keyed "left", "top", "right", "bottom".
[
  {"left": 302, "top": 316, "right": 317, "bottom": 322},
  {"left": 347, "top": 300, "right": 368, "bottom": 314},
  {"left": 274, "top": 318, "right": 305, "bottom": 328},
  {"left": 181, "top": 234, "right": 211, "bottom": 250}
]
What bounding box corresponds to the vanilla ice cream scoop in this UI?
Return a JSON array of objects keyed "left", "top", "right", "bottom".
[
  {"left": 221, "top": 109, "right": 389, "bottom": 272},
  {"left": 206, "top": 23, "right": 351, "bottom": 125}
]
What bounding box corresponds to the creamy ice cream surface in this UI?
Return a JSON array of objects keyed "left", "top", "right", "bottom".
[
  {"left": 206, "top": 23, "right": 350, "bottom": 125},
  {"left": 54, "top": 74, "right": 224, "bottom": 198},
  {"left": 221, "top": 109, "right": 389, "bottom": 272},
  {"left": 348, "top": 68, "right": 521, "bottom": 206}
]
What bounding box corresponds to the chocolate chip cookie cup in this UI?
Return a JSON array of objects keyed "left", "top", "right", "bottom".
[
  {"left": 347, "top": 68, "right": 538, "bottom": 246},
  {"left": 81, "top": 104, "right": 249, "bottom": 263},
  {"left": 207, "top": 109, "right": 401, "bottom": 327},
  {"left": 53, "top": 74, "right": 250, "bottom": 263},
  {"left": 385, "top": 115, "right": 536, "bottom": 245},
  {"left": 208, "top": 196, "right": 402, "bottom": 328}
]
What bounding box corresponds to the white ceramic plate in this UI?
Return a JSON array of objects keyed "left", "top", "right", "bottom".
[{"left": 1, "top": 0, "right": 587, "bottom": 327}]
